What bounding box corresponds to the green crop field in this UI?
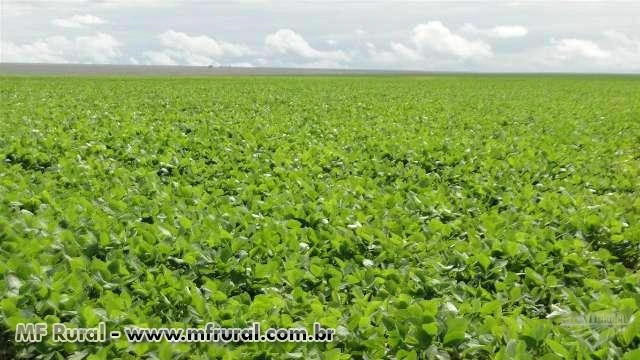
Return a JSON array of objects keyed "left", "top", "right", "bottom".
[{"left": 1, "top": 75, "right": 639, "bottom": 359}]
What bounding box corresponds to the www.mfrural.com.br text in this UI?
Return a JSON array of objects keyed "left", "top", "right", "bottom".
[{"left": 14, "top": 322, "right": 335, "bottom": 343}]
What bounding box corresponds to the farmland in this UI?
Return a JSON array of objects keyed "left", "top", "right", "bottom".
[{"left": 1, "top": 75, "right": 639, "bottom": 359}]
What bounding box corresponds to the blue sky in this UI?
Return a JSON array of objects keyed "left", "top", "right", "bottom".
[{"left": 1, "top": 1, "right": 639, "bottom": 72}]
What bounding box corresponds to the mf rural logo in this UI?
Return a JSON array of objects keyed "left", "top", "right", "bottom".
[{"left": 548, "top": 309, "right": 634, "bottom": 350}]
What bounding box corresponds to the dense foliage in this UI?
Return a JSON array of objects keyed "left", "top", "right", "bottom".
[{"left": 1, "top": 76, "right": 639, "bottom": 359}]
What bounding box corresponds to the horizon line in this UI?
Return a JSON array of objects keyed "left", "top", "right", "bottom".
[{"left": 1, "top": 62, "right": 639, "bottom": 76}]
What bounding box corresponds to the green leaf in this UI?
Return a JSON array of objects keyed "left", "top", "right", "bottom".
[
  {"left": 444, "top": 317, "right": 468, "bottom": 346},
  {"left": 481, "top": 300, "right": 502, "bottom": 315},
  {"left": 525, "top": 267, "right": 545, "bottom": 287},
  {"left": 178, "top": 215, "right": 192, "bottom": 229},
  {"left": 421, "top": 322, "right": 438, "bottom": 336},
  {"left": 546, "top": 339, "right": 570, "bottom": 358},
  {"left": 397, "top": 350, "right": 418, "bottom": 360},
  {"left": 623, "top": 349, "right": 640, "bottom": 360},
  {"left": 80, "top": 305, "right": 100, "bottom": 327}
]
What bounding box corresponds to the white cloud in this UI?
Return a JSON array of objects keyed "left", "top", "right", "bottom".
[
  {"left": 389, "top": 42, "right": 422, "bottom": 61},
  {"left": 1, "top": 32, "right": 122, "bottom": 64},
  {"left": 553, "top": 38, "right": 610, "bottom": 59},
  {"left": 159, "top": 30, "right": 251, "bottom": 58},
  {"left": 603, "top": 30, "right": 640, "bottom": 64},
  {"left": 365, "top": 42, "right": 420, "bottom": 68},
  {"left": 412, "top": 21, "right": 492, "bottom": 59},
  {"left": 540, "top": 31, "right": 639, "bottom": 70},
  {"left": 142, "top": 51, "right": 178, "bottom": 65},
  {"left": 603, "top": 30, "right": 638, "bottom": 47},
  {"left": 302, "top": 60, "right": 347, "bottom": 69},
  {"left": 355, "top": 28, "right": 367, "bottom": 36},
  {"left": 364, "top": 21, "right": 493, "bottom": 68},
  {"left": 76, "top": 33, "right": 122, "bottom": 63},
  {"left": 487, "top": 31, "right": 640, "bottom": 72},
  {"left": 462, "top": 24, "right": 528, "bottom": 38},
  {"left": 490, "top": 25, "right": 528, "bottom": 38},
  {"left": 229, "top": 61, "right": 254, "bottom": 67},
  {"left": 52, "top": 14, "right": 107, "bottom": 28},
  {"left": 265, "top": 29, "right": 350, "bottom": 63},
  {"left": 604, "top": 31, "right": 640, "bottom": 70},
  {"left": 366, "top": 42, "right": 398, "bottom": 65},
  {"left": 1, "top": 39, "right": 68, "bottom": 63},
  {"left": 140, "top": 30, "right": 252, "bottom": 66}
]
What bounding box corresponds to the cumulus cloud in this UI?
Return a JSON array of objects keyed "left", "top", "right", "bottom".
[
  {"left": 540, "top": 31, "right": 639, "bottom": 71},
  {"left": 265, "top": 29, "right": 351, "bottom": 64},
  {"left": 142, "top": 50, "right": 178, "bottom": 65},
  {"left": 77, "top": 33, "right": 122, "bottom": 62},
  {"left": 462, "top": 24, "right": 528, "bottom": 38},
  {"left": 1, "top": 32, "right": 122, "bottom": 63},
  {"left": 1, "top": 39, "right": 68, "bottom": 63},
  {"left": 159, "top": 30, "right": 251, "bottom": 58},
  {"left": 366, "top": 43, "right": 398, "bottom": 64},
  {"left": 602, "top": 30, "right": 640, "bottom": 68},
  {"left": 138, "top": 30, "right": 267, "bottom": 66},
  {"left": 553, "top": 38, "right": 610, "bottom": 59},
  {"left": 365, "top": 43, "right": 409, "bottom": 67},
  {"left": 489, "top": 30, "right": 640, "bottom": 72},
  {"left": 140, "top": 30, "right": 252, "bottom": 66},
  {"left": 52, "top": 14, "right": 107, "bottom": 28},
  {"left": 366, "top": 20, "right": 492, "bottom": 67},
  {"left": 389, "top": 43, "right": 422, "bottom": 62},
  {"left": 412, "top": 21, "right": 492, "bottom": 59}
]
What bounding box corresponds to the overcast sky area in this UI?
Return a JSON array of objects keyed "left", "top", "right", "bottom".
[{"left": 1, "top": 0, "right": 639, "bottom": 72}]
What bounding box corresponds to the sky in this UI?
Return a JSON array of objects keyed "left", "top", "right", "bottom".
[{"left": 1, "top": 0, "right": 639, "bottom": 72}]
